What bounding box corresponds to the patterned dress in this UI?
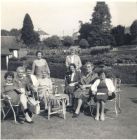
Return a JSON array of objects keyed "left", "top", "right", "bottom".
[
  {"left": 74, "top": 72, "right": 98, "bottom": 101},
  {"left": 2, "top": 82, "right": 20, "bottom": 105}
]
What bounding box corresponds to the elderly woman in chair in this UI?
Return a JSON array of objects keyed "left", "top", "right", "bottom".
[
  {"left": 72, "top": 62, "right": 98, "bottom": 118},
  {"left": 91, "top": 70, "right": 115, "bottom": 121}
]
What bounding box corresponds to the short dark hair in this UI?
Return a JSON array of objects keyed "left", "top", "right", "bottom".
[
  {"left": 4, "top": 71, "right": 14, "bottom": 79},
  {"left": 69, "top": 63, "right": 76, "bottom": 69},
  {"left": 36, "top": 50, "right": 43, "bottom": 56},
  {"left": 97, "top": 70, "right": 107, "bottom": 76},
  {"left": 26, "top": 65, "right": 32, "bottom": 71}
]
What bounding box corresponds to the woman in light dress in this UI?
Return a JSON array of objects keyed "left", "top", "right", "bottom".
[{"left": 32, "top": 51, "right": 50, "bottom": 79}]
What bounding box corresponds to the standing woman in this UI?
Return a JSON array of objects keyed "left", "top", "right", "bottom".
[
  {"left": 65, "top": 46, "right": 82, "bottom": 71},
  {"left": 32, "top": 51, "right": 50, "bottom": 79}
]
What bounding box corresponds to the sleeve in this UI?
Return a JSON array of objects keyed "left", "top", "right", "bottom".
[
  {"left": 32, "top": 60, "right": 36, "bottom": 74},
  {"left": 107, "top": 79, "right": 116, "bottom": 93},
  {"left": 65, "top": 56, "right": 69, "bottom": 68},
  {"left": 91, "top": 79, "right": 100, "bottom": 93},
  {"left": 77, "top": 56, "right": 82, "bottom": 68}
]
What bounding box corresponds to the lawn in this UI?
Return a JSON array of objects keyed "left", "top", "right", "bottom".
[{"left": 1, "top": 71, "right": 137, "bottom": 139}]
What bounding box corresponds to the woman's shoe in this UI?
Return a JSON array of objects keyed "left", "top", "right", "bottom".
[
  {"left": 72, "top": 113, "right": 79, "bottom": 118},
  {"left": 100, "top": 114, "right": 105, "bottom": 121},
  {"left": 94, "top": 115, "right": 99, "bottom": 121},
  {"left": 24, "top": 109, "right": 33, "bottom": 123}
]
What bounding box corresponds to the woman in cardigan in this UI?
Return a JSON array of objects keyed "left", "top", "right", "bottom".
[
  {"left": 65, "top": 46, "right": 82, "bottom": 71},
  {"left": 91, "top": 70, "right": 115, "bottom": 121}
]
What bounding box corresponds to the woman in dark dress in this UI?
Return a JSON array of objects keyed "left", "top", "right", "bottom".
[
  {"left": 64, "top": 63, "right": 81, "bottom": 108},
  {"left": 91, "top": 70, "right": 115, "bottom": 121}
]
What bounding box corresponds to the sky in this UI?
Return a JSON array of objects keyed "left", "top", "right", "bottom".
[{"left": 1, "top": 0, "right": 137, "bottom": 36}]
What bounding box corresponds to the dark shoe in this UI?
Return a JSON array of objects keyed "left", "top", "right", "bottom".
[
  {"left": 17, "top": 117, "right": 25, "bottom": 124},
  {"left": 72, "top": 113, "right": 79, "bottom": 118}
]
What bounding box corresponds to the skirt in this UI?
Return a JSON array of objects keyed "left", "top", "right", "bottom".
[
  {"left": 94, "top": 93, "right": 108, "bottom": 102},
  {"left": 74, "top": 88, "right": 91, "bottom": 103}
]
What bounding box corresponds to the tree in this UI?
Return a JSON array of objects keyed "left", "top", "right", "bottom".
[
  {"left": 21, "top": 13, "right": 40, "bottom": 45},
  {"left": 79, "top": 39, "right": 89, "bottom": 48},
  {"left": 79, "top": 23, "right": 92, "bottom": 40},
  {"left": 10, "top": 28, "right": 20, "bottom": 36},
  {"left": 63, "top": 36, "right": 74, "bottom": 47},
  {"left": 111, "top": 25, "right": 125, "bottom": 46},
  {"left": 43, "top": 35, "right": 62, "bottom": 48},
  {"left": 1, "top": 29, "right": 10, "bottom": 36},
  {"left": 130, "top": 20, "right": 137, "bottom": 44},
  {"left": 124, "top": 33, "right": 132, "bottom": 45},
  {"left": 90, "top": 2, "right": 112, "bottom": 46}
]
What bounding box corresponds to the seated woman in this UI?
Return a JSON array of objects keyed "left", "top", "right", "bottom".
[
  {"left": 72, "top": 62, "right": 98, "bottom": 118},
  {"left": 65, "top": 63, "right": 81, "bottom": 109},
  {"left": 2, "top": 72, "right": 20, "bottom": 105},
  {"left": 91, "top": 70, "right": 115, "bottom": 121},
  {"left": 2, "top": 70, "right": 33, "bottom": 124},
  {"left": 25, "top": 65, "right": 39, "bottom": 100},
  {"left": 37, "top": 71, "right": 53, "bottom": 110},
  {"left": 14, "top": 66, "right": 34, "bottom": 123}
]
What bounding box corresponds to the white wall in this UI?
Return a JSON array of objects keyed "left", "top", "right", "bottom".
[{"left": 13, "top": 50, "right": 18, "bottom": 58}]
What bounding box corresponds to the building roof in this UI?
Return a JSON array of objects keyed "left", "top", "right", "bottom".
[
  {"left": 1, "top": 36, "right": 20, "bottom": 50},
  {"left": 37, "top": 30, "right": 49, "bottom": 35},
  {"left": 1, "top": 48, "right": 11, "bottom": 56}
]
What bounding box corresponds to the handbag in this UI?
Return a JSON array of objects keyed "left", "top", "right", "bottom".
[{"left": 28, "top": 97, "right": 40, "bottom": 114}]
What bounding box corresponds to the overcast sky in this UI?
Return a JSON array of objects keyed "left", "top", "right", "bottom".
[{"left": 1, "top": 0, "right": 137, "bottom": 36}]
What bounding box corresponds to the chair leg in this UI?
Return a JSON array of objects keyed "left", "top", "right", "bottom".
[
  {"left": 114, "top": 99, "right": 118, "bottom": 117},
  {"left": 1, "top": 107, "right": 6, "bottom": 119},
  {"left": 62, "top": 99, "right": 66, "bottom": 119},
  {"left": 48, "top": 102, "right": 51, "bottom": 120},
  {"left": 9, "top": 102, "right": 17, "bottom": 123}
]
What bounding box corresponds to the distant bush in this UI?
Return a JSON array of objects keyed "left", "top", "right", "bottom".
[
  {"left": 8, "top": 59, "right": 23, "bottom": 71},
  {"left": 63, "top": 36, "right": 74, "bottom": 47},
  {"left": 90, "top": 46, "right": 111, "bottom": 55},
  {"left": 79, "top": 39, "right": 89, "bottom": 48}
]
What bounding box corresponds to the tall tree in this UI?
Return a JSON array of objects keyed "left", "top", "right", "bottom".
[
  {"left": 88, "top": 2, "right": 112, "bottom": 46},
  {"left": 111, "top": 25, "right": 125, "bottom": 46},
  {"left": 21, "top": 13, "right": 39, "bottom": 45},
  {"left": 130, "top": 20, "right": 137, "bottom": 44}
]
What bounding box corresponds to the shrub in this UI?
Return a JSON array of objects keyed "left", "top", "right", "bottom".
[
  {"left": 79, "top": 39, "right": 89, "bottom": 48},
  {"left": 43, "top": 35, "right": 62, "bottom": 48},
  {"left": 63, "top": 36, "right": 74, "bottom": 47},
  {"left": 8, "top": 59, "right": 24, "bottom": 71}
]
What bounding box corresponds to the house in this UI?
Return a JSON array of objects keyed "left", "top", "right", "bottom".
[
  {"left": 37, "top": 30, "right": 49, "bottom": 41},
  {"left": 72, "top": 32, "right": 79, "bottom": 45},
  {"left": 1, "top": 36, "right": 20, "bottom": 70}
]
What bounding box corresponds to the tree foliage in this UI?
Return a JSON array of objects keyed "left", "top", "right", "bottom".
[
  {"left": 79, "top": 2, "right": 112, "bottom": 47},
  {"left": 79, "top": 39, "right": 89, "bottom": 48},
  {"left": 63, "top": 36, "right": 74, "bottom": 47},
  {"left": 21, "top": 13, "right": 40, "bottom": 45},
  {"left": 130, "top": 20, "right": 137, "bottom": 44},
  {"left": 111, "top": 25, "right": 125, "bottom": 46},
  {"left": 43, "top": 35, "right": 62, "bottom": 48}
]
